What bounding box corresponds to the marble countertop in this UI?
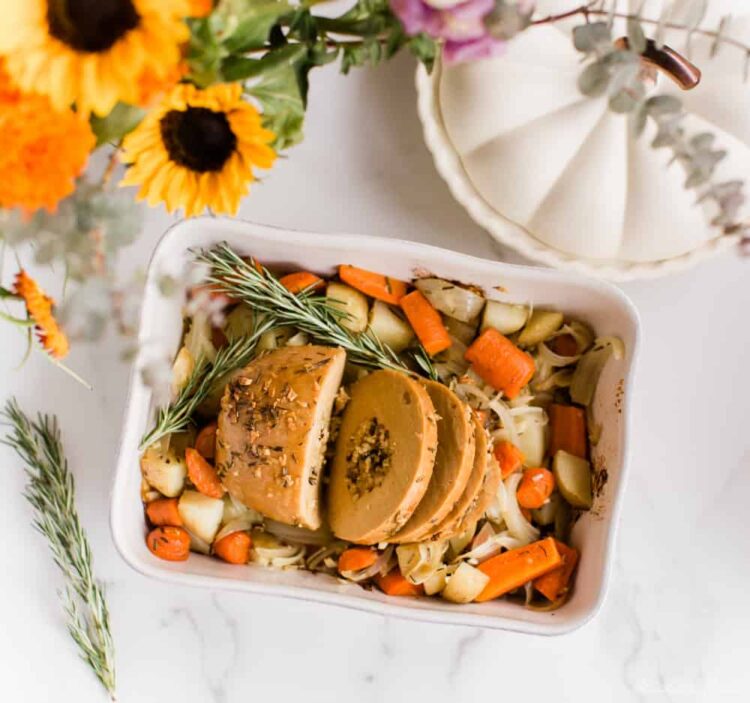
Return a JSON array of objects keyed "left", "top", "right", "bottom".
[{"left": 1, "top": 54, "right": 749, "bottom": 703}]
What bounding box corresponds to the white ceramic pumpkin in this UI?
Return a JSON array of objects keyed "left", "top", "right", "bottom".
[{"left": 417, "top": 0, "right": 749, "bottom": 279}]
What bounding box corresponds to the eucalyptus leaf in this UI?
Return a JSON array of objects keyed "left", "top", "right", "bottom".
[
  {"left": 572, "top": 21, "right": 611, "bottom": 53},
  {"left": 578, "top": 61, "right": 610, "bottom": 97},
  {"left": 645, "top": 94, "right": 682, "bottom": 116},
  {"left": 690, "top": 132, "right": 715, "bottom": 151},
  {"left": 609, "top": 89, "right": 638, "bottom": 113}
]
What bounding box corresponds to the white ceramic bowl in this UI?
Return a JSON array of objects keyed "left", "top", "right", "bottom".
[
  {"left": 415, "top": 61, "right": 738, "bottom": 281},
  {"left": 111, "top": 217, "right": 640, "bottom": 634}
]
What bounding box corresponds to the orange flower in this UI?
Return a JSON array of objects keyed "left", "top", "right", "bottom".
[
  {"left": 14, "top": 270, "right": 70, "bottom": 359},
  {"left": 0, "top": 58, "right": 21, "bottom": 104},
  {"left": 0, "top": 90, "right": 95, "bottom": 214},
  {"left": 188, "top": 0, "right": 214, "bottom": 17},
  {"left": 136, "top": 61, "right": 187, "bottom": 108}
]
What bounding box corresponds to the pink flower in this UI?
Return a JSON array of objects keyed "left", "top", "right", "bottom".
[{"left": 390, "top": 0, "right": 505, "bottom": 63}]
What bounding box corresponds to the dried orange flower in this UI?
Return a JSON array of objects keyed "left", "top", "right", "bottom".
[
  {"left": 14, "top": 270, "right": 70, "bottom": 359},
  {"left": 0, "top": 92, "right": 95, "bottom": 213},
  {"left": 188, "top": 0, "right": 214, "bottom": 17},
  {"left": 0, "top": 58, "right": 21, "bottom": 104}
]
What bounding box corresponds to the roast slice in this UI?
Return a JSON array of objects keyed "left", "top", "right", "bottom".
[
  {"left": 216, "top": 345, "right": 346, "bottom": 530},
  {"left": 459, "top": 436, "right": 502, "bottom": 532},
  {"left": 389, "top": 380, "right": 476, "bottom": 544},
  {"left": 328, "top": 369, "right": 438, "bottom": 544},
  {"left": 424, "top": 413, "right": 489, "bottom": 542}
]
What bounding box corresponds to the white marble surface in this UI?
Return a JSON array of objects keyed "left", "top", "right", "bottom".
[{"left": 1, "top": 54, "right": 749, "bottom": 703}]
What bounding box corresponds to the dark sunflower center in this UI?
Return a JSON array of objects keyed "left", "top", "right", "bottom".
[
  {"left": 47, "top": 0, "right": 140, "bottom": 53},
  {"left": 160, "top": 108, "right": 238, "bottom": 173}
]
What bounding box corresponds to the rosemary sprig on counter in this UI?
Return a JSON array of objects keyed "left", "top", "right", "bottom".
[
  {"left": 1, "top": 399, "right": 116, "bottom": 701},
  {"left": 140, "top": 316, "right": 275, "bottom": 449},
  {"left": 195, "top": 243, "right": 438, "bottom": 380}
]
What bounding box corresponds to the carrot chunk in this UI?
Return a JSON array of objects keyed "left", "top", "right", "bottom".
[
  {"left": 147, "top": 526, "right": 191, "bottom": 562},
  {"left": 464, "top": 328, "right": 535, "bottom": 399},
  {"left": 400, "top": 290, "right": 452, "bottom": 356},
  {"left": 339, "top": 264, "right": 408, "bottom": 305},
  {"left": 375, "top": 569, "right": 424, "bottom": 597},
  {"left": 338, "top": 548, "right": 378, "bottom": 573},
  {"left": 549, "top": 404, "right": 587, "bottom": 459},
  {"left": 195, "top": 422, "right": 217, "bottom": 460},
  {"left": 145, "top": 497, "right": 183, "bottom": 527},
  {"left": 214, "top": 531, "right": 253, "bottom": 565},
  {"left": 534, "top": 540, "right": 579, "bottom": 601},
  {"left": 185, "top": 447, "right": 225, "bottom": 498},
  {"left": 279, "top": 271, "right": 325, "bottom": 294},
  {"left": 516, "top": 468, "right": 556, "bottom": 509},
  {"left": 493, "top": 440, "right": 525, "bottom": 479},
  {"left": 475, "top": 537, "right": 561, "bottom": 602}
]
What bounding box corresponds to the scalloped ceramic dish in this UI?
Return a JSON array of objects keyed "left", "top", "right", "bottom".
[
  {"left": 111, "top": 218, "right": 640, "bottom": 634},
  {"left": 416, "top": 57, "right": 739, "bottom": 281}
]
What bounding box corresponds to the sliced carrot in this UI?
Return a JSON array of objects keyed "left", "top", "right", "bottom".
[
  {"left": 549, "top": 404, "right": 587, "bottom": 459},
  {"left": 147, "top": 526, "right": 191, "bottom": 562},
  {"left": 475, "top": 537, "right": 561, "bottom": 602},
  {"left": 548, "top": 334, "right": 578, "bottom": 357},
  {"left": 464, "top": 328, "right": 535, "bottom": 399},
  {"left": 400, "top": 290, "right": 452, "bottom": 356},
  {"left": 549, "top": 404, "right": 587, "bottom": 458},
  {"left": 493, "top": 440, "right": 525, "bottom": 479},
  {"left": 145, "top": 498, "right": 183, "bottom": 527},
  {"left": 214, "top": 531, "right": 253, "bottom": 565},
  {"left": 517, "top": 468, "right": 556, "bottom": 510},
  {"left": 195, "top": 422, "right": 217, "bottom": 460},
  {"left": 185, "top": 447, "right": 225, "bottom": 498},
  {"left": 338, "top": 548, "right": 378, "bottom": 573},
  {"left": 534, "top": 540, "right": 579, "bottom": 601},
  {"left": 339, "top": 264, "right": 408, "bottom": 305},
  {"left": 375, "top": 569, "right": 424, "bottom": 597},
  {"left": 279, "top": 271, "right": 325, "bottom": 294}
]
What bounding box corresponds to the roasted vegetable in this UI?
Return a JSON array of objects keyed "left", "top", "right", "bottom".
[
  {"left": 326, "top": 281, "right": 369, "bottom": 333},
  {"left": 178, "top": 490, "right": 225, "bottom": 543},
  {"left": 480, "top": 300, "right": 528, "bottom": 335},
  {"left": 414, "top": 278, "right": 485, "bottom": 323},
  {"left": 140, "top": 444, "right": 187, "bottom": 498},
  {"left": 367, "top": 300, "right": 414, "bottom": 352},
  {"left": 552, "top": 450, "right": 593, "bottom": 509},
  {"left": 442, "top": 562, "right": 490, "bottom": 603},
  {"left": 223, "top": 304, "right": 255, "bottom": 340},
  {"left": 517, "top": 310, "right": 564, "bottom": 347}
]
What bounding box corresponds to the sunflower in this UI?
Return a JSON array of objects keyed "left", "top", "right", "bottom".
[
  {"left": 14, "top": 270, "right": 70, "bottom": 359},
  {"left": 0, "top": 0, "right": 190, "bottom": 116},
  {"left": 120, "top": 83, "right": 276, "bottom": 217},
  {"left": 0, "top": 84, "right": 95, "bottom": 213}
]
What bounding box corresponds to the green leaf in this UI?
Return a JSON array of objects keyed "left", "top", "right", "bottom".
[
  {"left": 246, "top": 46, "right": 309, "bottom": 150},
  {"left": 222, "top": 0, "right": 292, "bottom": 53},
  {"left": 578, "top": 61, "right": 610, "bottom": 97},
  {"left": 89, "top": 103, "right": 145, "bottom": 147},
  {"left": 572, "top": 22, "right": 611, "bottom": 53},
  {"left": 408, "top": 33, "right": 438, "bottom": 73}
]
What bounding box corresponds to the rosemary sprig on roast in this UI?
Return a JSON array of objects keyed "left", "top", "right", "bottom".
[
  {"left": 195, "top": 243, "right": 438, "bottom": 380},
  {"left": 1, "top": 400, "right": 117, "bottom": 701},
  {"left": 140, "top": 316, "right": 275, "bottom": 449}
]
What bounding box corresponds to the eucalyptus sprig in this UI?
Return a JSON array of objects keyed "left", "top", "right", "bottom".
[
  {"left": 1, "top": 400, "right": 116, "bottom": 701},
  {"left": 140, "top": 316, "right": 275, "bottom": 449},
  {"left": 195, "top": 243, "right": 438, "bottom": 380}
]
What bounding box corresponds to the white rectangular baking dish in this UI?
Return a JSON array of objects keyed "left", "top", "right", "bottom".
[{"left": 111, "top": 217, "right": 640, "bottom": 634}]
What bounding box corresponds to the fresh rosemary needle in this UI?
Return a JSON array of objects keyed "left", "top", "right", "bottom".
[
  {"left": 195, "top": 243, "right": 438, "bottom": 380},
  {"left": 140, "top": 316, "right": 274, "bottom": 449},
  {"left": 1, "top": 399, "right": 117, "bottom": 701}
]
